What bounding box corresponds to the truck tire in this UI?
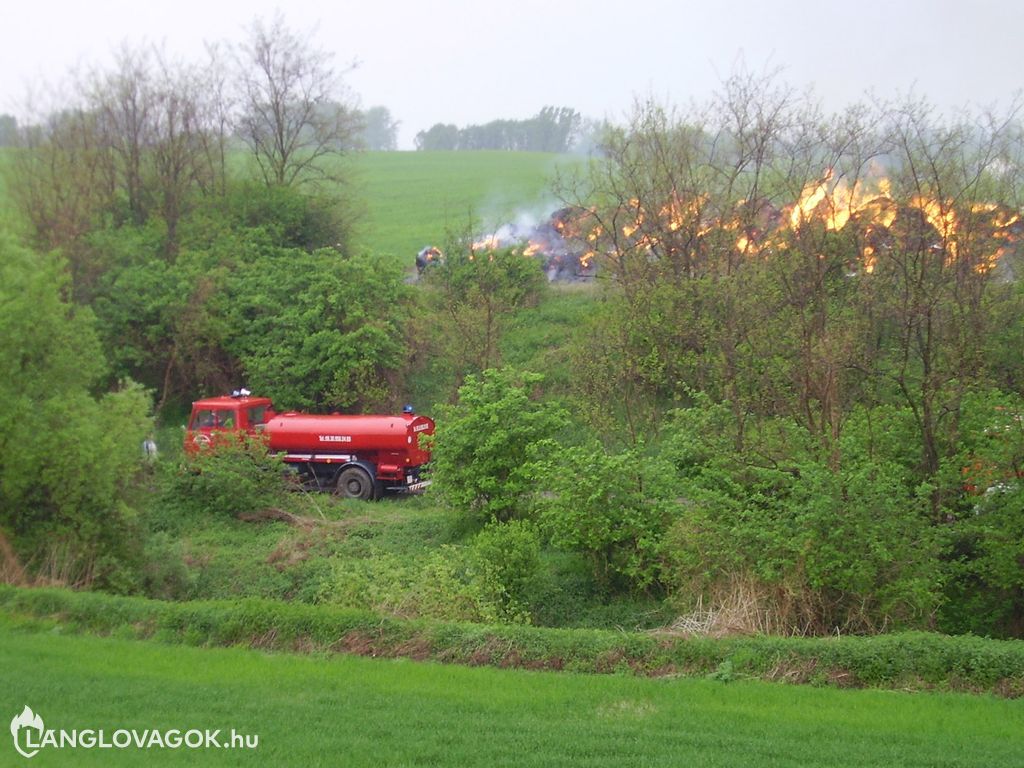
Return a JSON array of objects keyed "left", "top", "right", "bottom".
[{"left": 336, "top": 466, "right": 374, "bottom": 500}]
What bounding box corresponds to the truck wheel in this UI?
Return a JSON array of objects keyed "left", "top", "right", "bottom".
[{"left": 336, "top": 466, "right": 374, "bottom": 500}]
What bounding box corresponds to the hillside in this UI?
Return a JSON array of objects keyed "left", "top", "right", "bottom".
[{"left": 351, "top": 150, "right": 575, "bottom": 265}]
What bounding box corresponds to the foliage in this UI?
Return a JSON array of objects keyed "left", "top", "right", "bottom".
[
  {"left": 941, "top": 389, "right": 1024, "bottom": 636},
  {"left": 164, "top": 435, "right": 288, "bottom": 519},
  {"left": 222, "top": 182, "right": 355, "bottom": 252},
  {"left": 316, "top": 525, "right": 540, "bottom": 625},
  {"left": 6, "top": 586, "right": 1024, "bottom": 701},
  {"left": 470, "top": 519, "right": 543, "bottom": 616},
  {"left": 0, "top": 235, "right": 151, "bottom": 589},
  {"left": 415, "top": 107, "right": 581, "bottom": 152},
  {"left": 661, "top": 404, "right": 944, "bottom": 633},
  {"left": 235, "top": 13, "right": 360, "bottom": 187},
  {"left": 428, "top": 368, "right": 569, "bottom": 523},
  {"left": 84, "top": 183, "right": 400, "bottom": 411},
  {"left": 358, "top": 106, "right": 400, "bottom": 151},
  {"left": 415, "top": 247, "right": 547, "bottom": 398},
  {"left": 537, "top": 443, "right": 679, "bottom": 593},
  {"left": 219, "top": 248, "right": 408, "bottom": 411}
]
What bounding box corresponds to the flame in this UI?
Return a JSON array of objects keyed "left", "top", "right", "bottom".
[
  {"left": 471, "top": 234, "right": 502, "bottom": 252},
  {"left": 456, "top": 176, "right": 1019, "bottom": 280},
  {"left": 790, "top": 171, "right": 832, "bottom": 229},
  {"left": 862, "top": 245, "right": 877, "bottom": 274}
]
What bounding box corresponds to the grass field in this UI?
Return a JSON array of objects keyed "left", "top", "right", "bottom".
[
  {"left": 350, "top": 150, "right": 576, "bottom": 264},
  {"left": 2, "top": 618, "right": 1022, "bottom": 767}
]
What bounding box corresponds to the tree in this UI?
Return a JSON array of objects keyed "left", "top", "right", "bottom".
[
  {"left": 220, "top": 248, "right": 409, "bottom": 412},
  {"left": 429, "top": 368, "right": 568, "bottom": 523},
  {"left": 8, "top": 43, "right": 232, "bottom": 285},
  {"left": 0, "top": 114, "right": 17, "bottom": 146},
  {"left": 235, "top": 13, "right": 360, "bottom": 186},
  {"left": 413, "top": 107, "right": 581, "bottom": 152},
  {"left": 360, "top": 105, "right": 399, "bottom": 151},
  {"left": 415, "top": 123, "right": 458, "bottom": 151},
  {"left": 420, "top": 245, "right": 546, "bottom": 392},
  {"left": 531, "top": 106, "right": 581, "bottom": 152},
  {"left": 0, "top": 234, "right": 151, "bottom": 589},
  {"left": 862, "top": 99, "right": 1024, "bottom": 509}
]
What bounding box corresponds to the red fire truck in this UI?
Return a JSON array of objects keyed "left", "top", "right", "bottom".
[{"left": 185, "top": 391, "right": 433, "bottom": 499}]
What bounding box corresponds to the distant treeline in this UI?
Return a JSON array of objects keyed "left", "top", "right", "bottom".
[{"left": 415, "top": 106, "right": 582, "bottom": 152}]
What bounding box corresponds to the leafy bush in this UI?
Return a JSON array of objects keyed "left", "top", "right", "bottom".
[
  {"left": 944, "top": 483, "right": 1024, "bottom": 637},
  {"left": 140, "top": 532, "right": 194, "bottom": 600},
  {"left": 164, "top": 435, "right": 288, "bottom": 518},
  {"left": 316, "top": 529, "right": 540, "bottom": 625},
  {"left": 415, "top": 247, "right": 547, "bottom": 393},
  {"left": 469, "top": 520, "right": 542, "bottom": 617},
  {"left": 661, "top": 405, "right": 943, "bottom": 634},
  {"left": 219, "top": 248, "right": 409, "bottom": 411},
  {"left": 536, "top": 443, "right": 679, "bottom": 593},
  {"left": 429, "top": 368, "right": 568, "bottom": 523},
  {"left": 0, "top": 236, "right": 152, "bottom": 590}
]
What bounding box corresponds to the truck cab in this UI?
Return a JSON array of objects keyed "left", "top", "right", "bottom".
[{"left": 185, "top": 394, "right": 275, "bottom": 450}]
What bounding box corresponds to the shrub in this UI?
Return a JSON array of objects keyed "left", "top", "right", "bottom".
[
  {"left": 0, "top": 236, "right": 152, "bottom": 590},
  {"left": 429, "top": 368, "right": 568, "bottom": 523},
  {"left": 164, "top": 435, "right": 288, "bottom": 518},
  {"left": 661, "top": 406, "right": 944, "bottom": 634},
  {"left": 536, "top": 443, "right": 679, "bottom": 593},
  {"left": 469, "top": 520, "right": 542, "bottom": 617},
  {"left": 315, "top": 523, "right": 542, "bottom": 625}
]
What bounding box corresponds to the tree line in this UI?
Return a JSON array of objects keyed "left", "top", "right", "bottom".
[{"left": 414, "top": 106, "right": 583, "bottom": 152}]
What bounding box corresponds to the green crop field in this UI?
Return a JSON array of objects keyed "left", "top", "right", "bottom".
[
  {"left": 350, "top": 150, "right": 577, "bottom": 264},
  {"left": 2, "top": 618, "right": 1022, "bottom": 767}
]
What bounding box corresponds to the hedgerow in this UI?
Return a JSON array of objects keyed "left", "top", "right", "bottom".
[{"left": 1, "top": 585, "right": 1022, "bottom": 696}]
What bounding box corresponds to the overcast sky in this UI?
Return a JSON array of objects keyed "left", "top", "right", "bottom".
[{"left": 2, "top": 0, "right": 1022, "bottom": 148}]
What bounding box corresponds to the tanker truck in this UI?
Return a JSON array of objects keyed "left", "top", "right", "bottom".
[{"left": 185, "top": 391, "right": 434, "bottom": 499}]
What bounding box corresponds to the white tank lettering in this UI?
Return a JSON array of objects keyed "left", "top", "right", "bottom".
[{"left": 319, "top": 435, "right": 352, "bottom": 443}]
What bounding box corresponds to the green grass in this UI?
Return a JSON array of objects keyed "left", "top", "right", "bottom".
[
  {"left": 351, "top": 150, "right": 577, "bottom": 264},
  {"left": 502, "top": 283, "right": 603, "bottom": 392},
  {"left": 1, "top": 618, "right": 1021, "bottom": 767},
  {"left": 5, "top": 586, "right": 1024, "bottom": 696}
]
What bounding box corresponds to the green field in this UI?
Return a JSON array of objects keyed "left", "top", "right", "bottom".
[
  {"left": 2, "top": 619, "right": 1021, "bottom": 767},
  {"left": 351, "top": 150, "right": 575, "bottom": 263}
]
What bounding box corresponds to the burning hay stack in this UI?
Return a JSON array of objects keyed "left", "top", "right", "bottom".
[
  {"left": 578, "top": 173, "right": 1024, "bottom": 283},
  {"left": 417, "top": 178, "right": 1023, "bottom": 285},
  {"left": 468, "top": 208, "right": 598, "bottom": 281}
]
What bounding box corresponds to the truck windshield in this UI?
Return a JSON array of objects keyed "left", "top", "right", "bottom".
[{"left": 191, "top": 409, "right": 235, "bottom": 429}]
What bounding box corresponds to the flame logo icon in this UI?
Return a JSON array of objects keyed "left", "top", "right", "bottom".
[{"left": 10, "top": 706, "right": 43, "bottom": 759}]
